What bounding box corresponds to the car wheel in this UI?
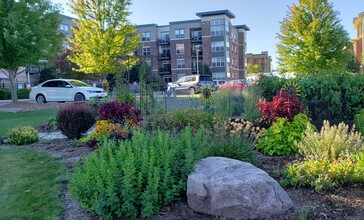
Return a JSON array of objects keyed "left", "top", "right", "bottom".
[
  {"left": 189, "top": 87, "right": 195, "bottom": 95},
  {"left": 36, "top": 94, "right": 47, "bottom": 103},
  {"left": 74, "top": 93, "right": 85, "bottom": 102}
]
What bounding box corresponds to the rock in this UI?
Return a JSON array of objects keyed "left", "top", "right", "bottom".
[{"left": 187, "top": 157, "right": 293, "bottom": 219}]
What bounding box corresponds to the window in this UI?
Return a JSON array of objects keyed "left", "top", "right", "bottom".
[
  {"left": 211, "top": 26, "right": 224, "bottom": 36},
  {"left": 175, "top": 29, "right": 185, "bottom": 38},
  {"left": 60, "top": 24, "right": 69, "bottom": 34},
  {"left": 176, "top": 44, "right": 184, "bottom": 54},
  {"left": 211, "top": 19, "right": 224, "bottom": 26},
  {"left": 211, "top": 41, "right": 224, "bottom": 52},
  {"left": 160, "top": 31, "right": 169, "bottom": 42},
  {"left": 145, "top": 59, "right": 152, "bottom": 67},
  {"left": 177, "top": 59, "right": 185, "bottom": 68},
  {"left": 142, "top": 31, "right": 151, "bottom": 41},
  {"left": 212, "top": 57, "right": 225, "bottom": 67},
  {"left": 142, "top": 46, "right": 150, "bottom": 55},
  {"left": 163, "top": 75, "right": 172, "bottom": 83}
]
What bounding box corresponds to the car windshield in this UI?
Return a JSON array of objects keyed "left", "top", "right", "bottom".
[
  {"left": 199, "top": 76, "right": 213, "bottom": 82},
  {"left": 68, "top": 80, "right": 90, "bottom": 87}
]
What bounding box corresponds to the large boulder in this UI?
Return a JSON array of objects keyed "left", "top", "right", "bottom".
[{"left": 187, "top": 157, "right": 293, "bottom": 219}]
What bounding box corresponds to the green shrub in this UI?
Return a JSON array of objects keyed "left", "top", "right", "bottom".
[
  {"left": 241, "top": 85, "right": 263, "bottom": 122},
  {"left": 208, "top": 134, "right": 258, "bottom": 165},
  {"left": 56, "top": 103, "right": 95, "bottom": 140},
  {"left": 69, "top": 127, "right": 210, "bottom": 219},
  {"left": 17, "top": 89, "right": 30, "bottom": 99},
  {"left": 355, "top": 109, "right": 364, "bottom": 135},
  {"left": 145, "top": 109, "right": 214, "bottom": 132},
  {"left": 0, "top": 89, "right": 11, "bottom": 100},
  {"left": 7, "top": 126, "right": 39, "bottom": 145},
  {"left": 256, "top": 113, "right": 313, "bottom": 156},
  {"left": 213, "top": 88, "right": 243, "bottom": 119},
  {"left": 282, "top": 121, "right": 364, "bottom": 191},
  {"left": 257, "top": 75, "right": 286, "bottom": 101}
]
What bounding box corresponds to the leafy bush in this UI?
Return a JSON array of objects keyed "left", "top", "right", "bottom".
[
  {"left": 241, "top": 85, "right": 263, "bottom": 121},
  {"left": 282, "top": 121, "right": 364, "bottom": 191},
  {"left": 7, "top": 126, "right": 39, "bottom": 145},
  {"left": 355, "top": 109, "right": 364, "bottom": 135},
  {"left": 98, "top": 101, "right": 141, "bottom": 126},
  {"left": 0, "top": 89, "right": 29, "bottom": 100},
  {"left": 70, "top": 127, "right": 210, "bottom": 219},
  {"left": 256, "top": 113, "right": 313, "bottom": 156},
  {"left": 257, "top": 90, "right": 304, "bottom": 123},
  {"left": 144, "top": 109, "right": 214, "bottom": 132},
  {"left": 298, "top": 73, "right": 364, "bottom": 120},
  {"left": 257, "top": 75, "right": 286, "bottom": 101},
  {"left": 213, "top": 88, "right": 244, "bottom": 119},
  {"left": 56, "top": 103, "right": 95, "bottom": 140}
]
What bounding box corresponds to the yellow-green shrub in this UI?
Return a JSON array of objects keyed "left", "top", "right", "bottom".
[
  {"left": 7, "top": 126, "right": 39, "bottom": 145},
  {"left": 282, "top": 121, "right": 364, "bottom": 191}
]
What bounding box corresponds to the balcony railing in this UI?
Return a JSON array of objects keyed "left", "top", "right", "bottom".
[
  {"left": 190, "top": 35, "right": 202, "bottom": 42},
  {"left": 159, "top": 65, "right": 171, "bottom": 74},
  {"left": 191, "top": 49, "right": 203, "bottom": 57},
  {"left": 158, "top": 51, "right": 170, "bottom": 59},
  {"left": 157, "top": 38, "right": 170, "bottom": 45}
]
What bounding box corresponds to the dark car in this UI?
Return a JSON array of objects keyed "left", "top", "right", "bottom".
[{"left": 167, "top": 75, "right": 214, "bottom": 95}]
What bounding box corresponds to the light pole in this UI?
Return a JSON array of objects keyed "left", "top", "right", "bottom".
[{"left": 196, "top": 46, "right": 201, "bottom": 75}]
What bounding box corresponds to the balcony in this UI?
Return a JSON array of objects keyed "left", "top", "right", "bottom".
[
  {"left": 191, "top": 49, "right": 203, "bottom": 57},
  {"left": 191, "top": 63, "right": 203, "bottom": 73},
  {"left": 190, "top": 35, "right": 202, "bottom": 42},
  {"left": 158, "top": 51, "right": 170, "bottom": 60},
  {"left": 157, "top": 38, "right": 170, "bottom": 45},
  {"left": 159, "top": 65, "right": 171, "bottom": 74}
]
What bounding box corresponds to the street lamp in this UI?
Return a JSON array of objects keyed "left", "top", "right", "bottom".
[{"left": 196, "top": 46, "right": 201, "bottom": 75}]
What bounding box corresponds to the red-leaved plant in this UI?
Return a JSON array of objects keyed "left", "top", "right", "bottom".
[
  {"left": 98, "top": 101, "right": 142, "bottom": 126},
  {"left": 257, "top": 90, "right": 304, "bottom": 123}
]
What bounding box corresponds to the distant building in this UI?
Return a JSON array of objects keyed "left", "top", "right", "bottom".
[
  {"left": 246, "top": 51, "right": 272, "bottom": 73},
  {"left": 136, "top": 10, "right": 250, "bottom": 83},
  {"left": 353, "top": 12, "right": 364, "bottom": 63}
]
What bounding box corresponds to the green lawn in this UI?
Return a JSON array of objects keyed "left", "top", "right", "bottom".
[
  {"left": 0, "top": 147, "right": 64, "bottom": 219},
  {"left": 0, "top": 108, "right": 58, "bottom": 137}
]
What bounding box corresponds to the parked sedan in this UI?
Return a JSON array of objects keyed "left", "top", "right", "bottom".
[
  {"left": 220, "top": 79, "right": 251, "bottom": 90},
  {"left": 29, "top": 79, "right": 107, "bottom": 103}
]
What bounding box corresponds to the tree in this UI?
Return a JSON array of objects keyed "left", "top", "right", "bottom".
[
  {"left": 247, "top": 64, "right": 260, "bottom": 74},
  {"left": 0, "top": 0, "right": 63, "bottom": 102},
  {"left": 68, "top": 0, "right": 140, "bottom": 76},
  {"left": 346, "top": 55, "right": 361, "bottom": 74},
  {"left": 203, "top": 64, "right": 212, "bottom": 76},
  {"left": 277, "top": 0, "right": 352, "bottom": 75}
]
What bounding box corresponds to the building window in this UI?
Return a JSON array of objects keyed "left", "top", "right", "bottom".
[
  {"left": 211, "top": 26, "right": 224, "bottom": 36},
  {"left": 211, "top": 19, "right": 224, "bottom": 26},
  {"left": 211, "top": 41, "right": 225, "bottom": 52},
  {"left": 175, "top": 29, "right": 185, "bottom": 38},
  {"left": 160, "top": 31, "right": 169, "bottom": 42},
  {"left": 142, "top": 46, "right": 150, "bottom": 55},
  {"left": 212, "top": 72, "right": 226, "bottom": 81},
  {"left": 142, "top": 31, "right": 151, "bottom": 41},
  {"left": 163, "top": 75, "right": 172, "bottom": 83},
  {"left": 176, "top": 44, "right": 184, "bottom": 54},
  {"left": 60, "top": 24, "right": 69, "bottom": 34},
  {"left": 212, "top": 57, "right": 225, "bottom": 67},
  {"left": 145, "top": 59, "right": 152, "bottom": 67},
  {"left": 177, "top": 59, "right": 185, "bottom": 68}
]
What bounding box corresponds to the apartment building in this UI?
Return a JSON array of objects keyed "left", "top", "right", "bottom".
[
  {"left": 353, "top": 12, "right": 364, "bottom": 63},
  {"left": 136, "top": 10, "right": 249, "bottom": 83},
  {"left": 246, "top": 51, "right": 272, "bottom": 73}
]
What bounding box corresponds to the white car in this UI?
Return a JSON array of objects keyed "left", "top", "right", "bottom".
[{"left": 29, "top": 79, "right": 107, "bottom": 103}]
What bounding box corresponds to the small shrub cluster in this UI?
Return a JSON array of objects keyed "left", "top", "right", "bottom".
[
  {"left": 0, "top": 89, "right": 30, "bottom": 100},
  {"left": 282, "top": 121, "right": 364, "bottom": 191},
  {"left": 257, "top": 90, "right": 304, "bottom": 123},
  {"left": 98, "top": 101, "right": 141, "bottom": 126},
  {"left": 7, "top": 126, "right": 39, "bottom": 145},
  {"left": 216, "top": 118, "right": 266, "bottom": 141},
  {"left": 144, "top": 109, "right": 214, "bottom": 132},
  {"left": 256, "top": 113, "right": 313, "bottom": 156},
  {"left": 70, "top": 127, "right": 210, "bottom": 219},
  {"left": 56, "top": 103, "right": 95, "bottom": 140},
  {"left": 355, "top": 109, "right": 364, "bottom": 135},
  {"left": 256, "top": 75, "right": 286, "bottom": 101}
]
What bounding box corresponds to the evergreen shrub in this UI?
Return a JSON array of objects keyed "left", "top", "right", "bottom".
[{"left": 7, "top": 126, "right": 39, "bottom": 145}]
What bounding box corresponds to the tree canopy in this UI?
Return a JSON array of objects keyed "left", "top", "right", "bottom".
[
  {"left": 247, "top": 64, "right": 260, "bottom": 74},
  {"left": 68, "top": 0, "right": 140, "bottom": 75},
  {"left": 277, "top": 0, "right": 352, "bottom": 75},
  {"left": 0, "top": 0, "right": 63, "bottom": 102}
]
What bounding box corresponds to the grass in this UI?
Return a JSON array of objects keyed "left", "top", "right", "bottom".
[
  {"left": 0, "top": 147, "right": 64, "bottom": 219},
  {"left": 0, "top": 108, "right": 58, "bottom": 137}
]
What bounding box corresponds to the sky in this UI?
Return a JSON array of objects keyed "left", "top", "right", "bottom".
[{"left": 53, "top": 0, "right": 364, "bottom": 70}]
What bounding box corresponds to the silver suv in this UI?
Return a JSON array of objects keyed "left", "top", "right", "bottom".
[{"left": 167, "top": 75, "right": 214, "bottom": 95}]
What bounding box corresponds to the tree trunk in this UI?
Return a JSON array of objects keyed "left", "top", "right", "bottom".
[{"left": 7, "top": 68, "right": 18, "bottom": 103}]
